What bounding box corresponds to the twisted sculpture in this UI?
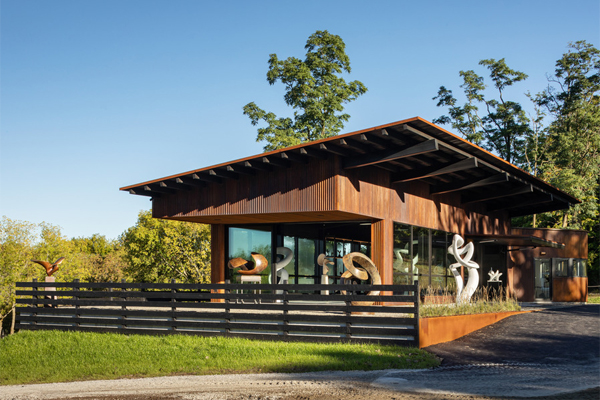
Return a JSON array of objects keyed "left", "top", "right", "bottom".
[
  {"left": 31, "top": 257, "right": 65, "bottom": 277},
  {"left": 340, "top": 252, "right": 382, "bottom": 306},
  {"left": 269, "top": 247, "right": 293, "bottom": 284},
  {"left": 227, "top": 252, "right": 268, "bottom": 275},
  {"left": 447, "top": 234, "right": 479, "bottom": 304}
]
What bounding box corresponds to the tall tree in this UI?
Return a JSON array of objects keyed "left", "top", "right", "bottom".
[
  {"left": 433, "top": 58, "right": 530, "bottom": 165},
  {"left": 532, "top": 40, "right": 599, "bottom": 256},
  {"left": 121, "top": 211, "right": 211, "bottom": 283},
  {"left": 243, "top": 30, "right": 367, "bottom": 151}
]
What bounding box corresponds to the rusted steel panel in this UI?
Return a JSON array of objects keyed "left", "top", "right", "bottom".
[{"left": 553, "top": 277, "right": 588, "bottom": 302}]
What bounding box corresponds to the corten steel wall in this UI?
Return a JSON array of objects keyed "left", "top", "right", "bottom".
[
  {"left": 509, "top": 228, "right": 588, "bottom": 302},
  {"left": 153, "top": 156, "right": 510, "bottom": 285}
]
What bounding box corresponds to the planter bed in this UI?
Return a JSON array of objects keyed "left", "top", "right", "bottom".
[{"left": 419, "top": 310, "right": 531, "bottom": 348}]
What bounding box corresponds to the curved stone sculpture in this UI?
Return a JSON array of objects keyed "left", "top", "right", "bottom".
[
  {"left": 340, "top": 252, "right": 382, "bottom": 306},
  {"left": 447, "top": 234, "right": 479, "bottom": 304},
  {"left": 228, "top": 252, "right": 268, "bottom": 275},
  {"left": 31, "top": 257, "right": 65, "bottom": 277},
  {"left": 269, "top": 247, "right": 293, "bottom": 284}
]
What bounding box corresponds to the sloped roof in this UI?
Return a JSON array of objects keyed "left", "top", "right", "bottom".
[{"left": 120, "top": 117, "right": 579, "bottom": 218}]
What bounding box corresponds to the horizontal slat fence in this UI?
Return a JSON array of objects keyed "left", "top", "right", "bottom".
[{"left": 15, "top": 281, "right": 419, "bottom": 346}]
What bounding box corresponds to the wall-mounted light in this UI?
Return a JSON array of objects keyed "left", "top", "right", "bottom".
[{"left": 541, "top": 251, "right": 546, "bottom": 255}]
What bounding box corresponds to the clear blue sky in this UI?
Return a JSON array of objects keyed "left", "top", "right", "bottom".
[{"left": 1, "top": 0, "right": 598, "bottom": 240}]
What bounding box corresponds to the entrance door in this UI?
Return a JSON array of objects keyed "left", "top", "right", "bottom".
[{"left": 534, "top": 258, "right": 551, "bottom": 300}]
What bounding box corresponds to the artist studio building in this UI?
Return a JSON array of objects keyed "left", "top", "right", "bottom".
[{"left": 122, "top": 117, "right": 588, "bottom": 302}]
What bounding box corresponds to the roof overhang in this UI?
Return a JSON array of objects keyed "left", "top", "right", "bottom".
[
  {"left": 467, "top": 234, "right": 565, "bottom": 249},
  {"left": 121, "top": 117, "right": 580, "bottom": 217}
]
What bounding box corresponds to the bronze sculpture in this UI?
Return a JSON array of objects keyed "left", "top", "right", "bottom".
[
  {"left": 228, "top": 252, "right": 268, "bottom": 275},
  {"left": 340, "top": 252, "right": 382, "bottom": 306},
  {"left": 31, "top": 257, "right": 65, "bottom": 277}
]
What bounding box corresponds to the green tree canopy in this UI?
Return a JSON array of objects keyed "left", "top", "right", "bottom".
[
  {"left": 121, "top": 211, "right": 211, "bottom": 283},
  {"left": 244, "top": 30, "right": 368, "bottom": 151},
  {"left": 433, "top": 58, "right": 530, "bottom": 165}
]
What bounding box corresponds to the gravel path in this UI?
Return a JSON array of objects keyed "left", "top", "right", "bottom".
[{"left": 2, "top": 304, "right": 598, "bottom": 400}]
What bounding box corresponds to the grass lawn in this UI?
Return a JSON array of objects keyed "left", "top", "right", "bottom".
[
  {"left": 588, "top": 292, "right": 600, "bottom": 304},
  {"left": 0, "top": 330, "right": 439, "bottom": 385}
]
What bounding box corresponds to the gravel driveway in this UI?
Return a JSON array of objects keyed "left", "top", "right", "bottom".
[{"left": 1, "top": 304, "right": 598, "bottom": 400}]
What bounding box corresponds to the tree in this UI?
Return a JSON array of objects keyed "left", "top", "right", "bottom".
[
  {"left": 532, "top": 41, "right": 599, "bottom": 284},
  {"left": 121, "top": 211, "right": 211, "bottom": 283},
  {"left": 433, "top": 58, "right": 530, "bottom": 165},
  {"left": 243, "top": 30, "right": 368, "bottom": 151}
]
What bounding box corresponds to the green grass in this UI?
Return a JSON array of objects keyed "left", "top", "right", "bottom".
[
  {"left": 419, "top": 286, "right": 521, "bottom": 318},
  {"left": 588, "top": 292, "right": 600, "bottom": 304},
  {"left": 0, "top": 330, "right": 439, "bottom": 385}
]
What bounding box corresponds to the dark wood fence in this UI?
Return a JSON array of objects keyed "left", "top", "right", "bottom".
[{"left": 15, "top": 281, "right": 419, "bottom": 346}]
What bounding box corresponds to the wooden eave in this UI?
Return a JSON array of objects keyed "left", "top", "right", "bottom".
[{"left": 120, "top": 117, "right": 580, "bottom": 217}]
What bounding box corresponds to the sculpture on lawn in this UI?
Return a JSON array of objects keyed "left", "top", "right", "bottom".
[
  {"left": 228, "top": 252, "right": 268, "bottom": 275},
  {"left": 340, "top": 252, "right": 382, "bottom": 306},
  {"left": 31, "top": 257, "right": 65, "bottom": 277},
  {"left": 447, "top": 234, "right": 479, "bottom": 304}
]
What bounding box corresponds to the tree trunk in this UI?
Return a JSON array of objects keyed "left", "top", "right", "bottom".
[{"left": 10, "top": 306, "right": 16, "bottom": 335}]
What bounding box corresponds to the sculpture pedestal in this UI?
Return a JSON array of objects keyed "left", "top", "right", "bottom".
[
  {"left": 235, "top": 275, "right": 261, "bottom": 303},
  {"left": 44, "top": 276, "right": 57, "bottom": 307}
]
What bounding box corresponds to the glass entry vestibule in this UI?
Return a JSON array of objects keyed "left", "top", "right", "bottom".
[{"left": 226, "top": 222, "right": 371, "bottom": 285}]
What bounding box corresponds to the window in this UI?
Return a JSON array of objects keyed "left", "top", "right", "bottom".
[{"left": 228, "top": 226, "right": 272, "bottom": 282}]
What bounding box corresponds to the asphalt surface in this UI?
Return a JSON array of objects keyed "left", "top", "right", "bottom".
[{"left": 1, "top": 304, "right": 599, "bottom": 399}]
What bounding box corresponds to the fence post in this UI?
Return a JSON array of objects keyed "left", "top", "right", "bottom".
[
  {"left": 32, "top": 278, "right": 38, "bottom": 326},
  {"left": 283, "top": 285, "right": 289, "bottom": 340},
  {"left": 74, "top": 279, "right": 81, "bottom": 328},
  {"left": 345, "top": 286, "right": 352, "bottom": 341},
  {"left": 415, "top": 281, "right": 420, "bottom": 347},
  {"left": 224, "top": 280, "right": 231, "bottom": 335},
  {"left": 171, "top": 279, "right": 177, "bottom": 331},
  {"left": 120, "top": 278, "right": 127, "bottom": 330}
]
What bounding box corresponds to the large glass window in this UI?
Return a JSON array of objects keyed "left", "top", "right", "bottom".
[
  {"left": 413, "top": 227, "right": 430, "bottom": 287},
  {"left": 228, "top": 226, "right": 272, "bottom": 283},
  {"left": 393, "top": 224, "right": 413, "bottom": 284}
]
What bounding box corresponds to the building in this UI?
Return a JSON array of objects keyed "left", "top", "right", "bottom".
[{"left": 121, "top": 117, "right": 588, "bottom": 302}]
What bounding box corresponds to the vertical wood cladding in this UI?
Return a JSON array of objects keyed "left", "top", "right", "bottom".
[
  {"left": 210, "top": 224, "right": 226, "bottom": 284},
  {"left": 153, "top": 158, "right": 337, "bottom": 219},
  {"left": 337, "top": 166, "right": 509, "bottom": 236}
]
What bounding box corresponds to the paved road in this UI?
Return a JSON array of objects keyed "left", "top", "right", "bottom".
[
  {"left": 2, "top": 304, "right": 598, "bottom": 399},
  {"left": 373, "top": 304, "right": 600, "bottom": 398}
]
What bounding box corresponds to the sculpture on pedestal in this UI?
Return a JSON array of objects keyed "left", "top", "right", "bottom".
[
  {"left": 340, "top": 252, "right": 382, "bottom": 306},
  {"left": 487, "top": 269, "right": 503, "bottom": 282},
  {"left": 317, "top": 253, "right": 334, "bottom": 295},
  {"left": 228, "top": 252, "right": 268, "bottom": 275},
  {"left": 447, "top": 234, "right": 479, "bottom": 304},
  {"left": 31, "top": 257, "right": 65, "bottom": 277}
]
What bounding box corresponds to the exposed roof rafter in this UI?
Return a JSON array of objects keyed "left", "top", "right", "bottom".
[
  {"left": 393, "top": 157, "right": 479, "bottom": 183},
  {"left": 430, "top": 173, "right": 510, "bottom": 195},
  {"left": 344, "top": 139, "right": 439, "bottom": 170}
]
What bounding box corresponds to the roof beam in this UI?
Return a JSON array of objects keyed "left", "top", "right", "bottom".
[
  {"left": 209, "top": 168, "right": 239, "bottom": 180},
  {"left": 344, "top": 139, "right": 439, "bottom": 170},
  {"left": 128, "top": 188, "right": 155, "bottom": 197},
  {"left": 299, "top": 147, "right": 328, "bottom": 160},
  {"left": 318, "top": 143, "right": 351, "bottom": 157},
  {"left": 357, "top": 133, "right": 388, "bottom": 149},
  {"left": 143, "top": 184, "right": 174, "bottom": 195},
  {"left": 487, "top": 193, "right": 554, "bottom": 212},
  {"left": 280, "top": 151, "right": 308, "bottom": 164},
  {"left": 191, "top": 172, "right": 222, "bottom": 184},
  {"left": 430, "top": 173, "right": 510, "bottom": 195},
  {"left": 175, "top": 176, "right": 206, "bottom": 188},
  {"left": 243, "top": 160, "right": 273, "bottom": 172},
  {"left": 262, "top": 156, "right": 290, "bottom": 168},
  {"left": 392, "top": 157, "right": 479, "bottom": 183},
  {"left": 509, "top": 200, "right": 571, "bottom": 217},
  {"left": 462, "top": 184, "right": 533, "bottom": 204},
  {"left": 159, "top": 181, "right": 191, "bottom": 191}
]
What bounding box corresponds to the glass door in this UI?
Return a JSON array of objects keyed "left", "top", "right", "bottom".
[{"left": 534, "top": 258, "right": 551, "bottom": 300}]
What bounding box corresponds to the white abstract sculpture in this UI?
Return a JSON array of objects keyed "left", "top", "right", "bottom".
[
  {"left": 269, "top": 247, "right": 293, "bottom": 284},
  {"left": 448, "top": 234, "right": 479, "bottom": 304},
  {"left": 488, "top": 269, "right": 503, "bottom": 282}
]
